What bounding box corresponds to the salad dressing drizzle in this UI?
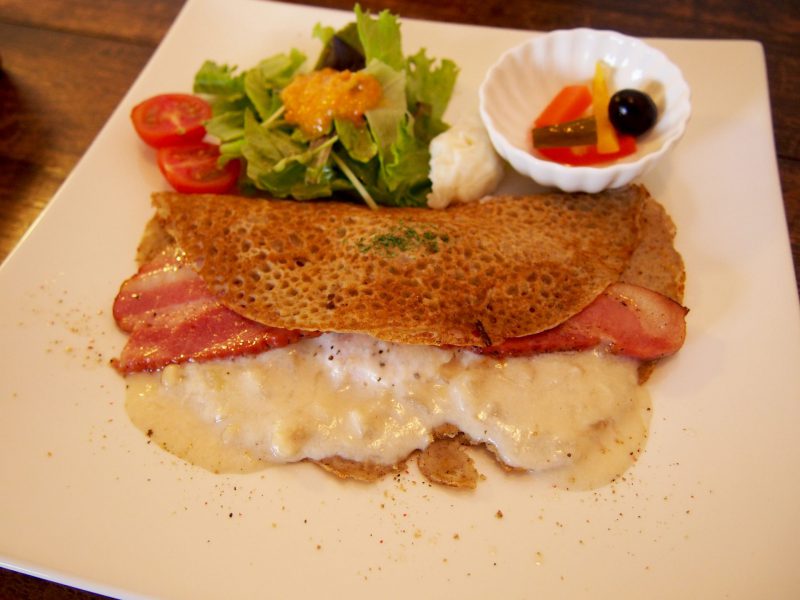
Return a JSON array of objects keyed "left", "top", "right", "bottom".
[{"left": 281, "top": 68, "right": 382, "bottom": 138}]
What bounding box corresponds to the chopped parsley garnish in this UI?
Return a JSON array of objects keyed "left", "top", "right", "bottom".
[{"left": 357, "top": 223, "right": 450, "bottom": 256}]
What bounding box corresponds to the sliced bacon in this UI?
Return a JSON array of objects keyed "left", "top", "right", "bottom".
[
  {"left": 478, "top": 283, "right": 687, "bottom": 360},
  {"left": 112, "top": 253, "right": 313, "bottom": 374},
  {"left": 114, "top": 254, "right": 686, "bottom": 373}
]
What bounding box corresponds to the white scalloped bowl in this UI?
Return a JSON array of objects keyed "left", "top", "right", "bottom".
[{"left": 479, "top": 29, "right": 691, "bottom": 193}]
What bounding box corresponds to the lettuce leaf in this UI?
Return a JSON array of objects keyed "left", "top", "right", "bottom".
[
  {"left": 361, "top": 60, "right": 431, "bottom": 205},
  {"left": 193, "top": 52, "right": 306, "bottom": 154},
  {"left": 335, "top": 118, "right": 377, "bottom": 163},
  {"left": 405, "top": 49, "right": 459, "bottom": 142},
  {"left": 337, "top": 150, "right": 430, "bottom": 208},
  {"left": 193, "top": 61, "right": 244, "bottom": 96},
  {"left": 241, "top": 110, "right": 346, "bottom": 199},
  {"left": 354, "top": 5, "right": 404, "bottom": 71},
  {"left": 312, "top": 23, "right": 336, "bottom": 47},
  {"left": 380, "top": 114, "right": 431, "bottom": 197},
  {"left": 363, "top": 60, "right": 406, "bottom": 155},
  {"left": 205, "top": 110, "right": 245, "bottom": 143},
  {"left": 252, "top": 50, "right": 306, "bottom": 88}
]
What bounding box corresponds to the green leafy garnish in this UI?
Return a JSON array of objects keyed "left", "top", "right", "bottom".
[{"left": 192, "top": 5, "right": 458, "bottom": 208}]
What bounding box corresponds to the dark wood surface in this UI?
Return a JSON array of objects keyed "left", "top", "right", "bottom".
[{"left": 0, "top": 0, "right": 797, "bottom": 597}]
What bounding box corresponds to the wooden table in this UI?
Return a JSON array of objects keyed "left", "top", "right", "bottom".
[{"left": 0, "top": 0, "right": 797, "bottom": 597}]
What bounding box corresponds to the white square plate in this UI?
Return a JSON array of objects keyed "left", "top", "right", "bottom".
[{"left": 1, "top": 1, "right": 799, "bottom": 598}]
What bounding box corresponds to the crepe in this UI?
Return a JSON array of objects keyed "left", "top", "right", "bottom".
[
  {"left": 151, "top": 185, "right": 672, "bottom": 347},
  {"left": 131, "top": 185, "right": 685, "bottom": 489}
]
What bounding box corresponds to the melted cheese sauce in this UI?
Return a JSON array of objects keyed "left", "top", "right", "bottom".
[{"left": 126, "top": 333, "right": 651, "bottom": 489}]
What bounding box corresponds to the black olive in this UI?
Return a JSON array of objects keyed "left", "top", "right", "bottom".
[{"left": 608, "top": 89, "right": 658, "bottom": 137}]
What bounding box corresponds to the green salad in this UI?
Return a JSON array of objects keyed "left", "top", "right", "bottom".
[{"left": 192, "top": 5, "right": 459, "bottom": 208}]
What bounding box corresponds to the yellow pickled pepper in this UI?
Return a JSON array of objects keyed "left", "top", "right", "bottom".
[{"left": 592, "top": 61, "right": 620, "bottom": 154}]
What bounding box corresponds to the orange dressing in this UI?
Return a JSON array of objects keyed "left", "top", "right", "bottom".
[{"left": 280, "top": 68, "right": 382, "bottom": 138}]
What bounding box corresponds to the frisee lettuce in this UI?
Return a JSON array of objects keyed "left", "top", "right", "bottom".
[{"left": 192, "top": 5, "right": 458, "bottom": 207}]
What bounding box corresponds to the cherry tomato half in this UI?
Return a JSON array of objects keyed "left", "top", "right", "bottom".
[
  {"left": 131, "top": 93, "right": 212, "bottom": 148},
  {"left": 156, "top": 143, "right": 240, "bottom": 194}
]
